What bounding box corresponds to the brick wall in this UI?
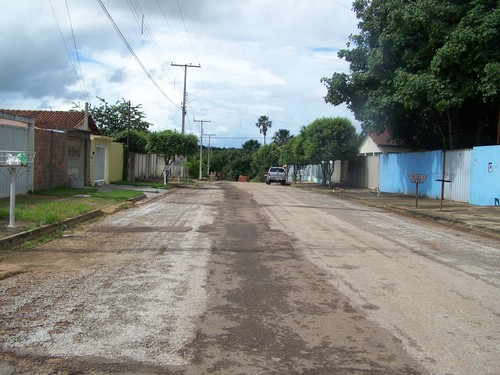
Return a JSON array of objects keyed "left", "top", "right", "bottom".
[{"left": 34, "top": 128, "right": 68, "bottom": 190}]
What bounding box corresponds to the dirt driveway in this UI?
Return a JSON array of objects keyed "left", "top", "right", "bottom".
[{"left": 1, "top": 182, "right": 498, "bottom": 374}]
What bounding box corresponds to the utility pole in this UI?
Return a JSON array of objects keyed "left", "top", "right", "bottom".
[
  {"left": 204, "top": 133, "right": 216, "bottom": 178},
  {"left": 127, "top": 100, "right": 131, "bottom": 150},
  {"left": 122, "top": 99, "right": 132, "bottom": 181},
  {"left": 194, "top": 119, "right": 211, "bottom": 180},
  {"left": 171, "top": 63, "right": 201, "bottom": 134}
]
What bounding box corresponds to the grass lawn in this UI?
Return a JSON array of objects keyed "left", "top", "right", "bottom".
[{"left": 0, "top": 187, "right": 144, "bottom": 229}]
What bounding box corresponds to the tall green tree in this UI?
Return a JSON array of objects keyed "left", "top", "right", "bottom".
[
  {"left": 147, "top": 130, "right": 198, "bottom": 183},
  {"left": 208, "top": 148, "right": 229, "bottom": 180},
  {"left": 255, "top": 115, "right": 272, "bottom": 145},
  {"left": 301, "top": 117, "right": 358, "bottom": 186},
  {"left": 90, "top": 97, "right": 151, "bottom": 137},
  {"left": 272, "top": 129, "right": 292, "bottom": 147},
  {"left": 322, "top": 0, "right": 500, "bottom": 150},
  {"left": 281, "top": 135, "right": 308, "bottom": 183},
  {"left": 242, "top": 139, "right": 261, "bottom": 152},
  {"left": 114, "top": 129, "right": 149, "bottom": 153},
  {"left": 223, "top": 148, "right": 252, "bottom": 181},
  {"left": 251, "top": 143, "right": 282, "bottom": 179}
]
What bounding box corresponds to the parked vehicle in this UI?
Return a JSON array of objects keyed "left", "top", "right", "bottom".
[{"left": 266, "top": 167, "right": 287, "bottom": 185}]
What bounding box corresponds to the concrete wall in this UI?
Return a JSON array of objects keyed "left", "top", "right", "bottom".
[
  {"left": 34, "top": 128, "right": 67, "bottom": 191},
  {"left": 365, "top": 155, "right": 380, "bottom": 189},
  {"left": 90, "top": 136, "right": 124, "bottom": 185},
  {"left": 109, "top": 142, "right": 123, "bottom": 182},
  {"left": 378, "top": 146, "right": 499, "bottom": 206},
  {"left": 379, "top": 151, "right": 443, "bottom": 198},
  {"left": 469, "top": 145, "right": 500, "bottom": 206},
  {"left": 349, "top": 155, "right": 381, "bottom": 189}
]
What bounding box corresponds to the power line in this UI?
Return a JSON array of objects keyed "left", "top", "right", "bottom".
[
  {"left": 188, "top": 94, "right": 306, "bottom": 127},
  {"left": 49, "top": 0, "right": 90, "bottom": 103},
  {"left": 49, "top": 1, "right": 79, "bottom": 82},
  {"left": 127, "top": 0, "right": 179, "bottom": 90},
  {"left": 176, "top": 0, "right": 200, "bottom": 64},
  {"left": 332, "top": 0, "right": 352, "bottom": 11},
  {"left": 97, "top": 0, "right": 180, "bottom": 109},
  {"left": 156, "top": 0, "right": 190, "bottom": 62},
  {"left": 65, "top": 0, "right": 90, "bottom": 103}
]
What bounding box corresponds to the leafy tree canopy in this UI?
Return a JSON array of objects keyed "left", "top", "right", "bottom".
[
  {"left": 322, "top": 0, "right": 499, "bottom": 150},
  {"left": 301, "top": 117, "right": 358, "bottom": 185},
  {"left": 251, "top": 143, "right": 282, "bottom": 178},
  {"left": 281, "top": 135, "right": 308, "bottom": 183},
  {"left": 272, "top": 129, "right": 293, "bottom": 147},
  {"left": 147, "top": 130, "right": 198, "bottom": 164},
  {"left": 242, "top": 139, "right": 261, "bottom": 152},
  {"left": 114, "top": 129, "right": 149, "bottom": 153},
  {"left": 90, "top": 97, "right": 151, "bottom": 137},
  {"left": 209, "top": 145, "right": 260, "bottom": 181}
]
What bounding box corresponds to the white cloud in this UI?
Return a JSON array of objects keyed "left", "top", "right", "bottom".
[{"left": 1, "top": 0, "right": 359, "bottom": 148}]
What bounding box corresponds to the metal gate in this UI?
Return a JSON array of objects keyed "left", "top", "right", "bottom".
[{"left": 444, "top": 149, "right": 471, "bottom": 203}]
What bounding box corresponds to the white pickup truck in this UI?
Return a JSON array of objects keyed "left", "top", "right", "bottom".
[{"left": 266, "top": 167, "right": 287, "bottom": 185}]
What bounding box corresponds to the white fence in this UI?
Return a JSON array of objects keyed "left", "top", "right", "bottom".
[
  {"left": 130, "top": 153, "right": 161, "bottom": 180},
  {"left": 129, "top": 153, "right": 186, "bottom": 181}
]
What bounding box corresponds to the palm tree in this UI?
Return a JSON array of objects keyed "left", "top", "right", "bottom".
[
  {"left": 255, "top": 115, "right": 272, "bottom": 145},
  {"left": 272, "top": 129, "right": 292, "bottom": 147}
]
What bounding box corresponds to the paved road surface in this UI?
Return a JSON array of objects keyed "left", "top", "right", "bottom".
[{"left": 1, "top": 182, "right": 498, "bottom": 374}]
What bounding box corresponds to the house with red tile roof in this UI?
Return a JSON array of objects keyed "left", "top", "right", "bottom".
[
  {"left": 0, "top": 108, "right": 101, "bottom": 189},
  {"left": 345, "top": 129, "right": 410, "bottom": 190},
  {"left": 358, "top": 128, "right": 409, "bottom": 156}
]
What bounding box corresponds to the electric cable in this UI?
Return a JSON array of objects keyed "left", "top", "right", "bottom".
[
  {"left": 65, "top": 0, "right": 90, "bottom": 103},
  {"left": 97, "top": 0, "right": 180, "bottom": 109}
]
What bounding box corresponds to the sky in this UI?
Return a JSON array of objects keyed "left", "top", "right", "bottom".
[{"left": 0, "top": 0, "right": 360, "bottom": 148}]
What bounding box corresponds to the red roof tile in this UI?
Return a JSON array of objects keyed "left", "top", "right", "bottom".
[
  {"left": 0, "top": 109, "right": 101, "bottom": 135},
  {"left": 370, "top": 128, "right": 400, "bottom": 147}
]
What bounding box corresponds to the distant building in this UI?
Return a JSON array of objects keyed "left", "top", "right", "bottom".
[{"left": 358, "top": 129, "right": 409, "bottom": 156}]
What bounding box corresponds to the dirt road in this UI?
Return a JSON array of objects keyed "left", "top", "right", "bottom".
[{"left": 1, "top": 182, "right": 498, "bottom": 374}]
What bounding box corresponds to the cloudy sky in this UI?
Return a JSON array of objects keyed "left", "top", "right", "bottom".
[{"left": 1, "top": 0, "right": 359, "bottom": 148}]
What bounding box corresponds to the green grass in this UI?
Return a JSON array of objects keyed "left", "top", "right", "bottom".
[
  {"left": 35, "top": 187, "right": 99, "bottom": 196},
  {"left": 0, "top": 187, "right": 143, "bottom": 228},
  {"left": 35, "top": 187, "right": 142, "bottom": 200}
]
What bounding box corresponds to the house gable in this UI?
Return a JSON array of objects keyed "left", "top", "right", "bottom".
[
  {"left": 359, "top": 135, "right": 383, "bottom": 155},
  {"left": 359, "top": 129, "right": 409, "bottom": 156}
]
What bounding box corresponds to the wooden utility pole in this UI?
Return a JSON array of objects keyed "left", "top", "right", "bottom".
[
  {"left": 171, "top": 63, "right": 201, "bottom": 134},
  {"left": 194, "top": 119, "right": 211, "bottom": 180}
]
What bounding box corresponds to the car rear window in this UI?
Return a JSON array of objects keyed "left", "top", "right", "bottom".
[{"left": 270, "top": 167, "right": 285, "bottom": 172}]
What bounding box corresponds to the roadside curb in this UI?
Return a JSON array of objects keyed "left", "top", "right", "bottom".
[
  {"left": 128, "top": 193, "right": 147, "bottom": 203},
  {"left": 339, "top": 193, "right": 500, "bottom": 240},
  {"left": 0, "top": 193, "right": 152, "bottom": 251},
  {"left": 0, "top": 209, "right": 104, "bottom": 250}
]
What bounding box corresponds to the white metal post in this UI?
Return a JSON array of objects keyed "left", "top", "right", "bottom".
[{"left": 8, "top": 167, "right": 17, "bottom": 227}]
